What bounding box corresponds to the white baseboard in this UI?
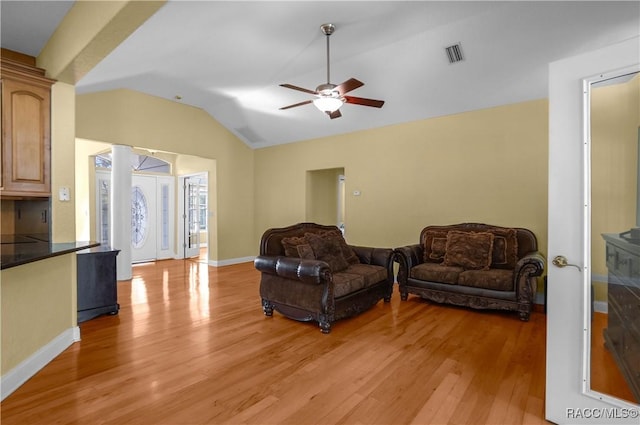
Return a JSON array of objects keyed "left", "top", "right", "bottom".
[
  {"left": 593, "top": 300, "right": 608, "bottom": 313},
  {"left": 209, "top": 256, "right": 255, "bottom": 267},
  {"left": 1, "top": 326, "right": 80, "bottom": 401}
]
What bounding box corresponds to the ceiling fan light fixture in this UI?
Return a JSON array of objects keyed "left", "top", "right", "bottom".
[{"left": 313, "top": 96, "right": 344, "bottom": 113}]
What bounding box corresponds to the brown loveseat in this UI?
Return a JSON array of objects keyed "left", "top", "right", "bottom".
[
  {"left": 394, "top": 223, "right": 545, "bottom": 321},
  {"left": 254, "top": 222, "right": 394, "bottom": 333}
]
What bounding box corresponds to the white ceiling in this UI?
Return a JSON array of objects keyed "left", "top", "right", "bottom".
[{"left": 2, "top": 1, "right": 639, "bottom": 149}]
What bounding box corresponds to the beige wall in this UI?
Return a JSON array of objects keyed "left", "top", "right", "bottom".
[
  {"left": 590, "top": 75, "right": 640, "bottom": 301},
  {"left": 50, "top": 82, "right": 77, "bottom": 242},
  {"left": 255, "top": 99, "right": 549, "bottom": 257},
  {"left": 76, "top": 89, "right": 254, "bottom": 261},
  {"left": 1, "top": 254, "right": 77, "bottom": 374}
]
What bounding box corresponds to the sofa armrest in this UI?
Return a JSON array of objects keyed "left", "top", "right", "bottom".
[
  {"left": 351, "top": 246, "right": 395, "bottom": 290},
  {"left": 351, "top": 246, "right": 394, "bottom": 268},
  {"left": 254, "top": 255, "right": 332, "bottom": 285},
  {"left": 514, "top": 251, "right": 545, "bottom": 303},
  {"left": 393, "top": 244, "right": 423, "bottom": 278},
  {"left": 515, "top": 251, "right": 545, "bottom": 278}
]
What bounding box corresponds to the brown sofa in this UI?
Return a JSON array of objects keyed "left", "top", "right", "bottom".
[
  {"left": 254, "top": 223, "right": 394, "bottom": 333},
  {"left": 394, "top": 223, "right": 545, "bottom": 321}
]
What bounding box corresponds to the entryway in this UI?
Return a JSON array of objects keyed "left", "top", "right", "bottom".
[{"left": 306, "top": 167, "right": 345, "bottom": 231}]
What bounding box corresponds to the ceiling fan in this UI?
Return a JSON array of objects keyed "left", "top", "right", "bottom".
[{"left": 279, "top": 23, "right": 385, "bottom": 119}]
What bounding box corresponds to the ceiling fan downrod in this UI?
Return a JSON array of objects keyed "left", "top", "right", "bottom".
[{"left": 321, "top": 23, "right": 335, "bottom": 86}]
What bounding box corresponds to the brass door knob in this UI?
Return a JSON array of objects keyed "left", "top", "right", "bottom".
[{"left": 552, "top": 255, "right": 581, "bottom": 271}]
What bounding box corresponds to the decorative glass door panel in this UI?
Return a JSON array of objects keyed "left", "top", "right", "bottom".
[{"left": 131, "top": 175, "right": 157, "bottom": 263}]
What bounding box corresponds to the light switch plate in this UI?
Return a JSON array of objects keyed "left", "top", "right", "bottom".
[{"left": 59, "top": 187, "right": 70, "bottom": 201}]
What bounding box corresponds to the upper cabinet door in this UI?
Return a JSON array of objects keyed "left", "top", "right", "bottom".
[{"left": 1, "top": 57, "right": 55, "bottom": 198}]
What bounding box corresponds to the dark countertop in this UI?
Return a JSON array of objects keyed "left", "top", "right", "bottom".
[{"left": 1, "top": 235, "right": 100, "bottom": 270}]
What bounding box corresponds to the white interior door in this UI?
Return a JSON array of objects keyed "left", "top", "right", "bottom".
[
  {"left": 546, "top": 37, "right": 640, "bottom": 424},
  {"left": 183, "top": 176, "right": 201, "bottom": 258},
  {"left": 131, "top": 175, "right": 157, "bottom": 263}
]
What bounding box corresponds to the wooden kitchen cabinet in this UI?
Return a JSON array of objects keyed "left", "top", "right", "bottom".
[{"left": 1, "top": 53, "right": 55, "bottom": 197}]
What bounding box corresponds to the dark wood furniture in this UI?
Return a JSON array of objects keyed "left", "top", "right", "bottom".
[
  {"left": 77, "top": 246, "right": 120, "bottom": 323},
  {"left": 602, "top": 233, "right": 640, "bottom": 402}
]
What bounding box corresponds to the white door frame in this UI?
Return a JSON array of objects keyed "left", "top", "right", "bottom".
[
  {"left": 178, "top": 172, "right": 207, "bottom": 259},
  {"left": 546, "top": 36, "right": 640, "bottom": 424}
]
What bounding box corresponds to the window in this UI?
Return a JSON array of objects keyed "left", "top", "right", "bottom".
[{"left": 94, "top": 152, "right": 171, "bottom": 174}]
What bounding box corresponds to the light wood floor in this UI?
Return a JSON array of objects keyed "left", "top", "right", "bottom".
[{"left": 3, "top": 257, "right": 554, "bottom": 424}]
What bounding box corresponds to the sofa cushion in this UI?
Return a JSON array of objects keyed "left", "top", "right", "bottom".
[
  {"left": 333, "top": 264, "right": 387, "bottom": 298},
  {"left": 423, "top": 230, "right": 449, "bottom": 263},
  {"left": 344, "top": 263, "right": 388, "bottom": 286},
  {"left": 281, "top": 236, "right": 315, "bottom": 259},
  {"left": 444, "top": 231, "right": 494, "bottom": 270},
  {"left": 332, "top": 272, "right": 365, "bottom": 297},
  {"left": 458, "top": 269, "right": 514, "bottom": 291},
  {"left": 410, "top": 262, "right": 463, "bottom": 285},
  {"left": 305, "top": 232, "right": 350, "bottom": 272},
  {"left": 487, "top": 227, "right": 518, "bottom": 269}
]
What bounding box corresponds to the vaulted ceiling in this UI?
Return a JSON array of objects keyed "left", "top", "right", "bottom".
[{"left": 2, "top": 1, "right": 639, "bottom": 148}]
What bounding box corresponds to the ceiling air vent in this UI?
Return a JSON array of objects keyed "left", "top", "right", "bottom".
[{"left": 445, "top": 43, "right": 464, "bottom": 64}]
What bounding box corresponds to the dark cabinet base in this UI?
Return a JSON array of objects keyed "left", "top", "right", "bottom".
[
  {"left": 602, "top": 234, "right": 640, "bottom": 403},
  {"left": 603, "top": 328, "right": 640, "bottom": 402},
  {"left": 77, "top": 246, "right": 120, "bottom": 323},
  {"left": 78, "top": 303, "right": 119, "bottom": 323}
]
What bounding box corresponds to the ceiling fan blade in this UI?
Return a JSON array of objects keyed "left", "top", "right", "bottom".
[
  {"left": 335, "top": 78, "right": 364, "bottom": 95},
  {"left": 344, "top": 95, "right": 385, "bottom": 108},
  {"left": 280, "top": 83, "right": 317, "bottom": 95},
  {"left": 280, "top": 100, "right": 313, "bottom": 110},
  {"left": 326, "top": 109, "right": 342, "bottom": 119}
]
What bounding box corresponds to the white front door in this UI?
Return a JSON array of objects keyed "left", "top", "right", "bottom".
[
  {"left": 96, "top": 172, "right": 175, "bottom": 261},
  {"left": 546, "top": 37, "right": 640, "bottom": 423},
  {"left": 131, "top": 175, "right": 157, "bottom": 263}
]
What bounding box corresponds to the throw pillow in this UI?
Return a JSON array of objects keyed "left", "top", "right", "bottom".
[
  {"left": 317, "top": 229, "right": 360, "bottom": 265},
  {"left": 487, "top": 227, "right": 518, "bottom": 269},
  {"left": 443, "top": 231, "right": 494, "bottom": 270},
  {"left": 281, "top": 236, "right": 315, "bottom": 260},
  {"left": 296, "top": 243, "right": 316, "bottom": 260},
  {"left": 305, "top": 232, "right": 350, "bottom": 272},
  {"left": 423, "top": 229, "right": 449, "bottom": 263}
]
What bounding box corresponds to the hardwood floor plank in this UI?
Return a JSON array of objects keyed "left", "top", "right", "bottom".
[{"left": 2, "top": 257, "right": 617, "bottom": 425}]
